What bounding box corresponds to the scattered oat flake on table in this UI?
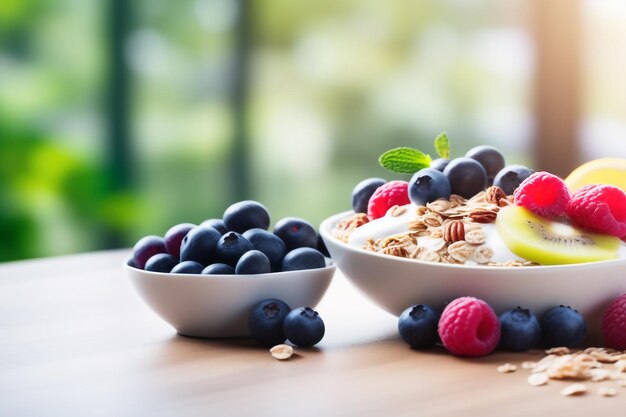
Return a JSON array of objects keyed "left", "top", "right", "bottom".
[
  {"left": 589, "top": 368, "right": 612, "bottom": 382},
  {"left": 497, "top": 363, "right": 517, "bottom": 373},
  {"left": 521, "top": 361, "right": 537, "bottom": 370},
  {"left": 560, "top": 383, "right": 587, "bottom": 397},
  {"left": 270, "top": 344, "right": 293, "bottom": 360},
  {"left": 528, "top": 373, "right": 549, "bottom": 386},
  {"left": 614, "top": 359, "right": 626, "bottom": 371},
  {"left": 598, "top": 387, "right": 617, "bottom": 397},
  {"left": 545, "top": 347, "right": 570, "bottom": 356}
]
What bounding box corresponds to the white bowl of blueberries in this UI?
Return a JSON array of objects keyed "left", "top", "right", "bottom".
[{"left": 126, "top": 201, "right": 335, "bottom": 339}]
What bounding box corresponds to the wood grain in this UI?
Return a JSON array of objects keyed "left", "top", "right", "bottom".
[{"left": 0, "top": 250, "right": 623, "bottom": 416}]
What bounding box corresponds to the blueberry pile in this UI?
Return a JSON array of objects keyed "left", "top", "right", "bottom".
[
  {"left": 132, "top": 200, "right": 328, "bottom": 275},
  {"left": 397, "top": 302, "right": 586, "bottom": 352},
  {"left": 248, "top": 299, "right": 325, "bottom": 347}
]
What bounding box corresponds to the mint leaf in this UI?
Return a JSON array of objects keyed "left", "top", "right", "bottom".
[
  {"left": 378, "top": 147, "right": 432, "bottom": 174},
  {"left": 434, "top": 131, "right": 450, "bottom": 159}
]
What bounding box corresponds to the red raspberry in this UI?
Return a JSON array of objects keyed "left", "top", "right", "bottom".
[
  {"left": 438, "top": 296, "right": 500, "bottom": 357},
  {"left": 367, "top": 180, "right": 410, "bottom": 220},
  {"left": 566, "top": 185, "right": 626, "bottom": 238},
  {"left": 601, "top": 294, "right": 626, "bottom": 350},
  {"left": 514, "top": 172, "right": 570, "bottom": 219}
]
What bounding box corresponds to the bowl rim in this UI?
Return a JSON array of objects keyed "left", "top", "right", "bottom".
[
  {"left": 320, "top": 209, "right": 626, "bottom": 272},
  {"left": 124, "top": 258, "right": 335, "bottom": 280}
]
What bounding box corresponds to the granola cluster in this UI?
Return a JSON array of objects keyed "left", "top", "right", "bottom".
[{"left": 334, "top": 186, "right": 536, "bottom": 267}]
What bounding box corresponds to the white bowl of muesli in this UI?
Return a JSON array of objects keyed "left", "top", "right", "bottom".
[{"left": 320, "top": 197, "right": 626, "bottom": 339}]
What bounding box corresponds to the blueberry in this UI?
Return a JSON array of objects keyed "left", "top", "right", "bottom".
[
  {"left": 283, "top": 307, "right": 325, "bottom": 347},
  {"left": 317, "top": 233, "right": 330, "bottom": 258},
  {"left": 223, "top": 200, "right": 270, "bottom": 233},
  {"left": 243, "top": 228, "right": 287, "bottom": 271},
  {"left": 200, "top": 218, "right": 228, "bottom": 235},
  {"left": 248, "top": 299, "right": 291, "bottom": 347},
  {"left": 144, "top": 253, "right": 178, "bottom": 273},
  {"left": 216, "top": 231, "right": 254, "bottom": 267},
  {"left": 351, "top": 178, "right": 386, "bottom": 214},
  {"left": 465, "top": 145, "right": 505, "bottom": 186},
  {"left": 171, "top": 261, "right": 204, "bottom": 274},
  {"left": 430, "top": 158, "right": 450, "bottom": 172},
  {"left": 493, "top": 165, "right": 534, "bottom": 195},
  {"left": 133, "top": 235, "right": 167, "bottom": 269},
  {"left": 273, "top": 217, "right": 317, "bottom": 251},
  {"left": 202, "top": 263, "right": 235, "bottom": 275},
  {"left": 540, "top": 305, "right": 586, "bottom": 348},
  {"left": 397, "top": 304, "right": 439, "bottom": 349},
  {"left": 498, "top": 307, "right": 541, "bottom": 351},
  {"left": 443, "top": 157, "right": 488, "bottom": 199},
  {"left": 282, "top": 247, "right": 326, "bottom": 271},
  {"left": 180, "top": 226, "right": 221, "bottom": 265},
  {"left": 235, "top": 250, "right": 271, "bottom": 274},
  {"left": 408, "top": 168, "right": 451, "bottom": 206},
  {"left": 164, "top": 223, "right": 196, "bottom": 258}
]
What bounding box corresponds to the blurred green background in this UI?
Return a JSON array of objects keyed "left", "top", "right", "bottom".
[{"left": 1, "top": 0, "right": 626, "bottom": 262}]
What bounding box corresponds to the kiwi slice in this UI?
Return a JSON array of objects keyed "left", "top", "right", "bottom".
[{"left": 496, "top": 206, "right": 621, "bottom": 265}]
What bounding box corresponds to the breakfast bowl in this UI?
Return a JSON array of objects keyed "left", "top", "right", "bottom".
[
  {"left": 320, "top": 210, "right": 626, "bottom": 339},
  {"left": 125, "top": 260, "right": 335, "bottom": 338}
]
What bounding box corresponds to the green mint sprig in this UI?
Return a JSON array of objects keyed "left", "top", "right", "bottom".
[
  {"left": 378, "top": 147, "right": 431, "bottom": 174},
  {"left": 378, "top": 131, "right": 450, "bottom": 174},
  {"left": 434, "top": 131, "right": 450, "bottom": 159}
]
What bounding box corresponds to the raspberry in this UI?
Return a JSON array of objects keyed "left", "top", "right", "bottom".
[
  {"left": 514, "top": 172, "right": 570, "bottom": 219},
  {"left": 566, "top": 184, "right": 626, "bottom": 238},
  {"left": 367, "top": 180, "right": 410, "bottom": 220},
  {"left": 601, "top": 294, "right": 626, "bottom": 350},
  {"left": 438, "top": 296, "right": 500, "bottom": 357}
]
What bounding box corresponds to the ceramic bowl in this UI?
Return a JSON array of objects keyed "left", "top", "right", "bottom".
[
  {"left": 320, "top": 211, "right": 626, "bottom": 339},
  {"left": 125, "top": 260, "right": 335, "bottom": 338}
]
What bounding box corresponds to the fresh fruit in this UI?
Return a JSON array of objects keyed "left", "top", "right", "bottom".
[
  {"left": 223, "top": 200, "right": 270, "bottom": 233},
  {"left": 351, "top": 178, "right": 386, "bottom": 214},
  {"left": 493, "top": 165, "right": 533, "bottom": 195},
  {"left": 164, "top": 223, "right": 196, "bottom": 258},
  {"left": 282, "top": 247, "right": 326, "bottom": 271},
  {"left": 216, "top": 231, "right": 254, "bottom": 267},
  {"left": 200, "top": 218, "right": 228, "bottom": 235},
  {"left": 429, "top": 158, "right": 450, "bottom": 172},
  {"left": 564, "top": 157, "right": 626, "bottom": 192},
  {"left": 514, "top": 172, "right": 571, "bottom": 219},
  {"left": 465, "top": 145, "right": 505, "bottom": 186},
  {"left": 201, "top": 263, "right": 235, "bottom": 275},
  {"left": 235, "top": 250, "right": 271, "bottom": 274},
  {"left": 498, "top": 307, "right": 541, "bottom": 351},
  {"left": 438, "top": 296, "right": 500, "bottom": 357},
  {"left": 408, "top": 168, "right": 451, "bottom": 206},
  {"left": 496, "top": 205, "right": 620, "bottom": 265},
  {"left": 248, "top": 299, "right": 291, "bottom": 347},
  {"left": 367, "top": 180, "right": 410, "bottom": 220},
  {"left": 273, "top": 217, "right": 317, "bottom": 251},
  {"left": 601, "top": 294, "right": 626, "bottom": 350},
  {"left": 171, "top": 261, "right": 204, "bottom": 274},
  {"left": 144, "top": 253, "right": 178, "bottom": 273},
  {"left": 540, "top": 305, "right": 586, "bottom": 348},
  {"left": 443, "top": 157, "right": 487, "bottom": 199},
  {"left": 133, "top": 235, "right": 167, "bottom": 269},
  {"left": 567, "top": 185, "right": 626, "bottom": 239},
  {"left": 180, "top": 226, "right": 221, "bottom": 265},
  {"left": 283, "top": 307, "right": 325, "bottom": 347},
  {"left": 243, "top": 228, "right": 287, "bottom": 271},
  {"left": 397, "top": 304, "right": 439, "bottom": 349}
]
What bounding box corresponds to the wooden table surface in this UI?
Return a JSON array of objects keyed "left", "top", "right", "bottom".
[{"left": 0, "top": 250, "right": 623, "bottom": 417}]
